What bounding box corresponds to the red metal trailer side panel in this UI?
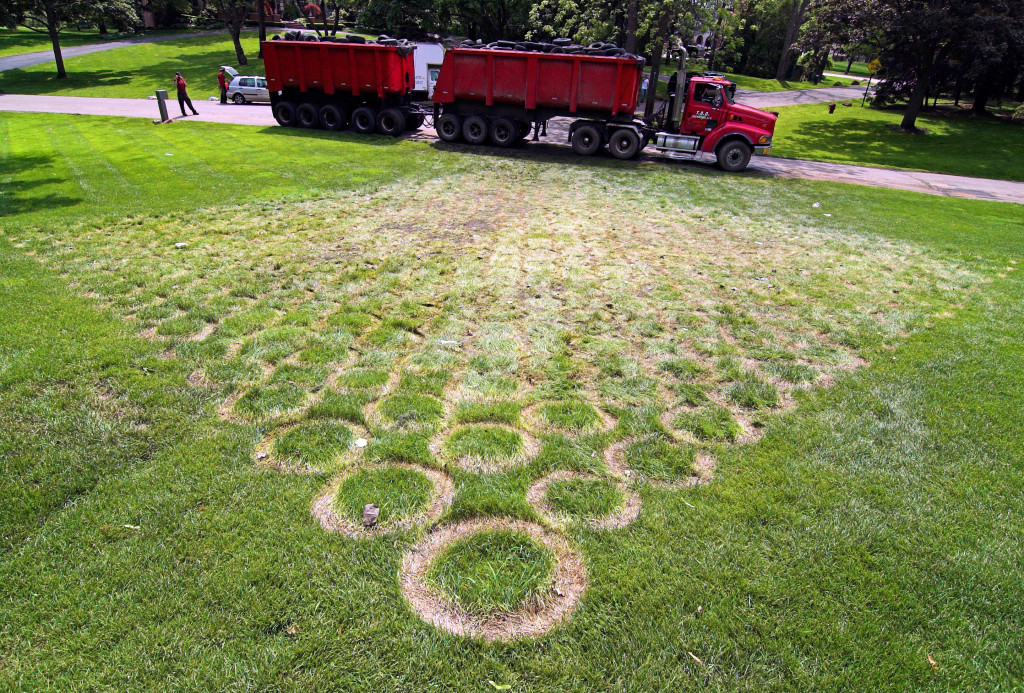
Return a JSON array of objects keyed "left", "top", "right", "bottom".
[
  {"left": 262, "top": 40, "right": 414, "bottom": 98},
  {"left": 433, "top": 48, "right": 642, "bottom": 116}
]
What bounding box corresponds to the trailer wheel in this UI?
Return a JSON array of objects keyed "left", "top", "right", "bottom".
[
  {"left": 489, "top": 118, "right": 518, "bottom": 147},
  {"left": 570, "top": 124, "right": 603, "bottom": 156},
  {"left": 436, "top": 113, "right": 462, "bottom": 142},
  {"left": 407, "top": 113, "right": 425, "bottom": 131},
  {"left": 376, "top": 108, "right": 406, "bottom": 137},
  {"left": 351, "top": 107, "right": 377, "bottom": 135},
  {"left": 296, "top": 103, "right": 319, "bottom": 129},
  {"left": 608, "top": 128, "right": 641, "bottom": 159},
  {"left": 716, "top": 140, "right": 752, "bottom": 172},
  {"left": 515, "top": 121, "right": 531, "bottom": 141},
  {"left": 273, "top": 101, "right": 298, "bottom": 127},
  {"left": 319, "top": 104, "right": 346, "bottom": 131},
  {"left": 462, "top": 115, "right": 488, "bottom": 145}
]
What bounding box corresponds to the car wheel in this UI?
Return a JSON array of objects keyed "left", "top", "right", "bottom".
[
  {"left": 436, "top": 113, "right": 462, "bottom": 142},
  {"left": 273, "top": 100, "right": 298, "bottom": 127},
  {"left": 319, "top": 104, "right": 346, "bottom": 131},
  {"left": 608, "top": 128, "right": 641, "bottom": 159},
  {"left": 351, "top": 106, "right": 377, "bottom": 135},
  {"left": 296, "top": 102, "right": 319, "bottom": 128},
  {"left": 232, "top": 93, "right": 246, "bottom": 105},
  {"left": 462, "top": 115, "right": 488, "bottom": 145},
  {"left": 489, "top": 117, "right": 517, "bottom": 147},
  {"left": 376, "top": 108, "right": 406, "bottom": 137},
  {"left": 716, "top": 140, "right": 752, "bottom": 172},
  {"left": 570, "top": 123, "right": 603, "bottom": 156}
]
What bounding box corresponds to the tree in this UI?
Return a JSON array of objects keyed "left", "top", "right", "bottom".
[
  {"left": 211, "top": 0, "right": 249, "bottom": 65},
  {"left": 774, "top": 0, "right": 807, "bottom": 80},
  {"left": 0, "top": 0, "right": 134, "bottom": 78}
]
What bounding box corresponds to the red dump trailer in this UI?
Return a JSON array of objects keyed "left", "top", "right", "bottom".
[{"left": 263, "top": 37, "right": 426, "bottom": 135}]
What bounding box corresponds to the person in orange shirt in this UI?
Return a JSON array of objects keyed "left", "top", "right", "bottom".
[{"left": 174, "top": 71, "right": 199, "bottom": 117}]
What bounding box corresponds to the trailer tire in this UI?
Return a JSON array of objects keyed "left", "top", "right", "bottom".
[
  {"left": 407, "top": 113, "right": 425, "bottom": 130},
  {"left": 608, "top": 128, "right": 641, "bottom": 159},
  {"left": 376, "top": 108, "right": 406, "bottom": 137},
  {"left": 570, "top": 124, "right": 602, "bottom": 156},
  {"left": 436, "top": 113, "right": 462, "bottom": 142},
  {"left": 716, "top": 139, "right": 752, "bottom": 172},
  {"left": 319, "top": 104, "right": 346, "bottom": 131},
  {"left": 297, "top": 102, "right": 319, "bottom": 128},
  {"left": 516, "top": 121, "right": 531, "bottom": 141},
  {"left": 351, "top": 106, "right": 377, "bottom": 135},
  {"left": 463, "top": 115, "right": 488, "bottom": 145},
  {"left": 273, "top": 101, "right": 298, "bottom": 127},
  {"left": 489, "top": 118, "right": 518, "bottom": 147}
]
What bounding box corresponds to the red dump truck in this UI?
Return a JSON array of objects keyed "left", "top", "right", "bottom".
[{"left": 262, "top": 37, "right": 776, "bottom": 172}]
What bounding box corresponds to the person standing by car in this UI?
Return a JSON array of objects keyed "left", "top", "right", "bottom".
[
  {"left": 217, "top": 68, "right": 229, "bottom": 104},
  {"left": 174, "top": 71, "right": 199, "bottom": 117}
]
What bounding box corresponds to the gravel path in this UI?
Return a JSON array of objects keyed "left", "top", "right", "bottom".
[
  {"left": 0, "top": 31, "right": 225, "bottom": 72},
  {"left": 2, "top": 93, "right": 1020, "bottom": 204}
]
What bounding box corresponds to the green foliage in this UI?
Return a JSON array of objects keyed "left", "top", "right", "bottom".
[
  {"left": 444, "top": 426, "right": 523, "bottom": 461},
  {"left": 538, "top": 400, "right": 602, "bottom": 432},
  {"left": 546, "top": 477, "right": 624, "bottom": 518},
  {"left": 625, "top": 435, "right": 695, "bottom": 480},
  {"left": 274, "top": 420, "right": 352, "bottom": 467},
  {"left": 425, "top": 529, "right": 555, "bottom": 612},
  {"left": 671, "top": 404, "right": 742, "bottom": 442},
  {"left": 378, "top": 393, "right": 444, "bottom": 426},
  {"left": 454, "top": 401, "right": 522, "bottom": 426},
  {"left": 726, "top": 373, "right": 780, "bottom": 409},
  {"left": 307, "top": 390, "right": 371, "bottom": 425}
]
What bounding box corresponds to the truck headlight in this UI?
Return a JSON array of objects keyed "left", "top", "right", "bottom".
[{"left": 758, "top": 135, "right": 770, "bottom": 144}]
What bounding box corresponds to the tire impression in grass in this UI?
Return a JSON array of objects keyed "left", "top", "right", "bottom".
[
  {"left": 399, "top": 518, "right": 587, "bottom": 641},
  {"left": 311, "top": 463, "right": 454, "bottom": 538},
  {"left": 527, "top": 470, "right": 641, "bottom": 530}
]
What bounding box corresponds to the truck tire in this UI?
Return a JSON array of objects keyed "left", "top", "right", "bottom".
[
  {"left": 376, "top": 108, "right": 406, "bottom": 137},
  {"left": 489, "top": 118, "right": 518, "bottom": 147},
  {"left": 716, "top": 140, "right": 752, "bottom": 172},
  {"left": 296, "top": 102, "right": 319, "bottom": 128},
  {"left": 319, "top": 104, "right": 346, "bottom": 131},
  {"left": 351, "top": 106, "right": 377, "bottom": 135},
  {"left": 436, "top": 113, "right": 462, "bottom": 142},
  {"left": 608, "top": 128, "right": 641, "bottom": 159},
  {"left": 462, "top": 116, "right": 488, "bottom": 145},
  {"left": 273, "top": 101, "right": 298, "bottom": 127},
  {"left": 406, "top": 112, "right": 425, "bottom": 130},
  {"left": 570, "top": 123, "right": 602, "bottom": 156}
]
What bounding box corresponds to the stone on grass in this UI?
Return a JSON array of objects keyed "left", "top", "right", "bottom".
[{"left": 363, "top": 504, "right": 380, "bottom": 527}]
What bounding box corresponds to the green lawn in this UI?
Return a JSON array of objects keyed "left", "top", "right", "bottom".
[
  {"left": 1, "top": 111, "right": 1023, "bottom": 690},
  {"left": 828, "top": 59, "right": 873, "bottom": 78},
  {"left": 724, "top": 72, "right": 861, "bottom": 92},
  {"left": 770, "top": 102, "right": 1024, "bottom": 181},
  {"left": 0, "top": 32, "right": 260, "bottom": 99},
  {"left": 0, "top": 27, "right": 120, "bottom": 58}
]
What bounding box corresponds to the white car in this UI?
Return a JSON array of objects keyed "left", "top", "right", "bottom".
[{"left": 223, "top": 66, "right": 270, "bottom": 104}]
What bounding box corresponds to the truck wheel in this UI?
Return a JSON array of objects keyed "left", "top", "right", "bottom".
[
  {"left": 296, "top": 102, "right": 319, "bottom": 128},
  {"left": 462, "top": 116, "right": 488, "bottom": 145},
  {"left": 232, "top": 93, "right": 246, "bottom": 105},
  {"left": 376, "top": 108, "right": 406, "bottom": 137},
  {"left": 351, "top": 107, "right": 377, "bottom": 135},
  {"left": 607, "top": 128, "right": 641, "bottom": 159},
  {"left": 407, "top": 113, "right": 425, "bottom": 130},
  {"left": 716, "top": 140, "right": 752, "bottom": 172},
  {"left": 273, "top": 101, "right": 298, "bottom": 127},
  {"left": 319, "top": 104, "right": 346, "bottom": 131},
  {"left": 436, "top": 113, "right": 462, "bottom": 142},
  {"left": 515, "top": 121, "right": 531, "bottom": 141},
  {"left": 489, "top": 118, "right": 517, "bottom": 147},
  {"left": 571, "top": 124, "right": 602, "bottom": 156}
]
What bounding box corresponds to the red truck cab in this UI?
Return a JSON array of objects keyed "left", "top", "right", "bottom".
[{"left": 654, "top": 76, "right": 777, "bottom": 171}]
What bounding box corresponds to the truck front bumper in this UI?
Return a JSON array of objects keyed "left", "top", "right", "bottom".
[{"left": 754, "top": 145, "right": 771, "bottom": 156}]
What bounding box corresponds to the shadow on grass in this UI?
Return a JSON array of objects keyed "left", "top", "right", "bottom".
[{"left": 0, "top": 153, "right": 82, "bottom": 218}]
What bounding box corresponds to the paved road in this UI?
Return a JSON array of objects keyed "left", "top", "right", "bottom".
[
  {"left": 733, "top": 85, "right": 869, "bottom": 108},
  {"left": 0, "top": 31, "right": 225, "bottom": 72},
  {"left": 2, "top": 93, "right": 1021, "bottom": 204}
]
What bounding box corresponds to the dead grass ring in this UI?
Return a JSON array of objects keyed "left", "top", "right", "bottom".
[
  {"left": 527, "top": 470, "right": 640, "bottom": 530},
  {"left": 311, "top": 463, "right": 454, "bottom": 539},
  {"left": 399, "top": 518, "right": 587, "bottom": 641}
]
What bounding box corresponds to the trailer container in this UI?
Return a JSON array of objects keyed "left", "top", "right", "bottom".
[{"left": 262, "top": 38, "right": 426, "bottom": 135}]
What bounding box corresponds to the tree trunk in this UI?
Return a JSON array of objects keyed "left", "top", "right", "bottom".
[
  {"left": 845, "top": 55, "right": 853, "bottom": 74},
  {"left": 900, "top": 71, "right": 930, "bottom": 130},
  {"left": 258, "top": 0, "right": 267, "bottom": 57},
  {"left": 230, "top": 21, "right": 247, "bottom": 65},
  {"left": 971, "top": 78, "right": 992, "bottom": 116},
  {"left": 98, "top": 20, "right": 108, "bottom": 35},
  {"left": 775, "top": 0, "right": 806, "bottom": 82},
  {"left": 624, "top": 0, "right": 638, "bottom": 54},
  {"left": 46, "top": 10, "right": 66, "bottom": 79}
]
